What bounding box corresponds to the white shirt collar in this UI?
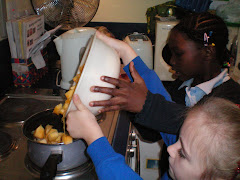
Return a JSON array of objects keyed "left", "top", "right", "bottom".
[{"left": 178, "top": 69, "right": 230, "bottom": 95}]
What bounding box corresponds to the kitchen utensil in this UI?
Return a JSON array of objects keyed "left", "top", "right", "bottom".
[
  {"left": 23, "top": 109, "right": 89, "bottom": 179},
  {"left": 54, "top": 27, "right": 96, "bottom": 89},
  {"left": 123, "top": 32, "right": 153, "bottom": 69},
  {"left": 31, "top": 0, "right": 100, "bottom": 30},
  {"left": 66, "top": 33, "right": 121, "bottom": 116}
]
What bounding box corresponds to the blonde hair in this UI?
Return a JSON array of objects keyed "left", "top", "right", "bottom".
[{"left": 188, "top": 97, "right": 240, "bottom": 180}]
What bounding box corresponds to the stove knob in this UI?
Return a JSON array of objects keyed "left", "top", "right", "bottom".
[
  {"left": 130, "top": 132, "right": 136, "bottom": 141},
  {"left": 127, "top": 148, "right": 135, "bottom": 157}
]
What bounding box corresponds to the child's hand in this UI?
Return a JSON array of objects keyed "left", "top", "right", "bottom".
[
  {"left": 96, "top": 31, "right": 137, "bottom": 65},
  {"left": 66, "top": 94, "right": 104, "bottom": 145},
  {"left": 89, "top": 62, "right": 148, "bottom": 113}
]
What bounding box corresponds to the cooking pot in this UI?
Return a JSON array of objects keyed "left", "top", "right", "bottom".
[{"left": 23, "top": 109, "right": 89, "bottom": 179}]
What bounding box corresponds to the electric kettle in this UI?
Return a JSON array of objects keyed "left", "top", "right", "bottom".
[{"left": 54, "top": 27, "right": 96, "bottom": 89}]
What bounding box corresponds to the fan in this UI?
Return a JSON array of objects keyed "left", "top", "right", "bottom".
[{"left": 31, "top": 0, "right": 100, "bottom": 30}]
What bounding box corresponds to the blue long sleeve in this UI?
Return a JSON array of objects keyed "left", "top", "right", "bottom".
[
  {"left": 87, "top": 137, "right": 142, "bottom": 180},
  {"left": 123, "top": 56, "right": 177, "bottom": 146}
]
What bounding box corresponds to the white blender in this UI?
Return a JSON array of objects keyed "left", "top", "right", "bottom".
[{"left": 54, "top": 27, "right": 96, "bottom": 90}]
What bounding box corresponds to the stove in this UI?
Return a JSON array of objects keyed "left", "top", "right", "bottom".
[{"left": 0, "top": 88, "right": 119, "bottom": 179}]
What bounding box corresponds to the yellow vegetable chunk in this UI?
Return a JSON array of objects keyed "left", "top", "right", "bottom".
[
  {"left": 70, "top": 85, "right": 76, "bottom": 90},
  {"left": 34, "top": 125, "right": 45, "bottom": 139},
  {"left": 65, "top": 89, "right": 74, "bottom": 99},
  {"left": 45, "top": 124, "right": 53, "bottom": 135},
  {"left": 62, "top": 134, "right": 73, "bottom": 145},
  {"left": 37, "top": 138, "right": 47, "bottom": 144},
  {"left": 73, "top": 74, "right": 80, "bottom": 83},
  {"left": 55, "top": 132, "right": 64, "bottom": 143},
  {"left": 53, "top": 103, "right": 63, "bottom": 115},
  {"left": 62, "top": 102, "right": 69, "bottom": 111},
  {"left": 47, "top": 129, "right": 59, "bottom": 142},
  {"left": 49, "top": 141, "right": 58, "bottom": 144},
  {"left": 59, "top": 109, "right": 65, "bottom": 115}
]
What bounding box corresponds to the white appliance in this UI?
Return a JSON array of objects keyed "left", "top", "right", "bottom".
[
  {"left": 154, "top": 20, "right": 178, "bottom": 81},
  {"left": 228, "top": 26, "right": 240, "bottom": 83},
  {"left": 124, "top": 32, "right": 153, "bottom": 69},
  {"left": 54, "top": 27, "right": 96, "bottom": 90},
  {"left": 137, "top": 136, "right": 163, "bottom": 180},
  {"left": 126, "top": 124, "right": 164, "bottom": 180}
]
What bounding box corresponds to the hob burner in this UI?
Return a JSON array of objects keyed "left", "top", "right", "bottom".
[
  {"left": 0, "top": 98, "right": 45, "bottom": 123},
  {"left": 0, "top": 131, "right": 16, "bottom": 161},
  {"left": 24, "top": 155, "right": 97, "bottom": 179}
]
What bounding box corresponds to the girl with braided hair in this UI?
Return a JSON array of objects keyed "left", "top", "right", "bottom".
[
  {"left": 165, "top": 12, "right": 238, "bottom": 106},
  {"left": 66, "top": 12, "right": 240, "bottom": 179}
]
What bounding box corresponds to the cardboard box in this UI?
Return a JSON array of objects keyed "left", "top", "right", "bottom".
[{"left": 11, "top": 50, "right": 48, "bottom": 87}]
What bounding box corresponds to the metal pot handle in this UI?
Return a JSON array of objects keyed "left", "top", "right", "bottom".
[{"left": 40, "top": 151, "right": 63, "bottom": 180}]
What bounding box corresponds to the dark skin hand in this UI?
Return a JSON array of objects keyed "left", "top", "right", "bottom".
[{"left": 89, "top": 62, "right": 148, "bottom": 113}]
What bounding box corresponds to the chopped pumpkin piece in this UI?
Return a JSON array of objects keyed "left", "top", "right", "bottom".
[
  {"left": 34, "top": 125, "right": 45, "bottom": 139},
  {"left": 45, "top": 124, "right": 53, "bottom": 135},
  {"left": 47, "top": 129, "right": 58, "bottom": 142},
  {"left": 73, "top": 74, "right": 80, "bottom": 83},
  {"left": 62, "top": 134, "right": 73, "bottom": 145},
  {"left": 65, "top": 89, "right": 74, "bottom": 99},
  {"left": 37, "top": 138, "right": 47, "bottom": 144},
  {"left": 55, "top": 133, "right": 64, "bottom": 143},
  {"left": 53, "top": 103, "right": 63, "bottom": 115}
]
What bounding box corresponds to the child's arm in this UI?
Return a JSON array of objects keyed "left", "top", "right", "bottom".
[
  {"left": 96, "top": 30, "right": 137, "bottom": 66},
  {"left": 134, "top": 91, "right": 186, "bottom": 135},
  {"left": 87, "top": 136, "right": 142, "bottom": 180},
  {"left": 66, "top": 95, "right": 142, "bottom": 180}
]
